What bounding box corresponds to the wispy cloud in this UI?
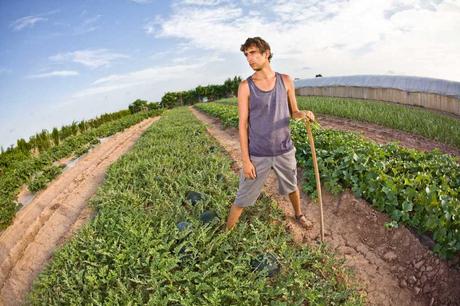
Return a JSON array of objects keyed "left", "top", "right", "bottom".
[
  {"left": 91, "top": 62, "right": 205, "bottom": 87},
  {"left": 181, "top": 0, "right": 225, "bottom": 5},
  {"left": 70, "top": 55, "right": 223, "bottom": 99},
  {"left": 73, "top": 14, "right": 102, "bottom": 35},
  {"left": 9, "top": 9, "right": 60, "bottom": 31},
  {"left": 49, "top": 49, "right": 130, "bottom": 69},
  {"left": 27, "top": 70, "right": 79, "bottom": 79},
  {"left": 9, "top": 16, "right": 48, "bottom": 31},
  {"left": 129, "top": 0, "right": 153, "bottom": 3}
]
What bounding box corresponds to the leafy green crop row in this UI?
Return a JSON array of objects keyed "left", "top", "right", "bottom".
[
  {"left": 28, "top": 107, "right": 362, "bottom": 305},
  {"left": 0, "top": 110, "right": 162, "bottom": 230},
  {"left": 216, "top": 96, "right": 460, "bottom": 150},
  {"left": 195, "top": 102, "right": 460, "bottom": 258}
]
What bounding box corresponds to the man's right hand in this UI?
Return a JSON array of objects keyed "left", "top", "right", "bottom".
[{"left": 243, "top": 160, "right": 256, "bottom": 179}]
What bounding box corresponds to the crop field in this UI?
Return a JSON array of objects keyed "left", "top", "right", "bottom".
[
  {"left": 0, "top": 109, "right": 162, "bottom": 230},
  {"left": 27, "top": 107, "right": 362, "bottom": 305},
  {"left": 195, "top": 102, "right": 460, "bottom": 258},
  {"left": 215, "top": 96, "right": 460, "bottom": 149}
]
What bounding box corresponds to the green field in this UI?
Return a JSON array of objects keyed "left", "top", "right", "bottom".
[
  {"left": 216, "top": 96, "right": 460, "bottom": 149},
  {"left": 195, "top": 102, "right": 460, "bottom": 258},
  {"left": 27, "top": 107, "right": 362, "bottom": 305}
]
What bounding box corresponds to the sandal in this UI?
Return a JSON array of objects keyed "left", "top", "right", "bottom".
[{"left": 295, "top": 214, "right": 313, "bottom": 229}]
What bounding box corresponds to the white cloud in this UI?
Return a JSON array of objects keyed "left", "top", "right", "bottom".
[
  {"left": 68, "top": 54, "right": 224, "bottom": 100},
  {"left": 27, "top": 70, "right": 79, "bottom": 79},
  {"left": 146, "top": 0, "right": 460, "bottom": 81},
  {"left": 49, "top": 49, "right": 130, "bottom": 69},
  {"left": 9, "top": 16, "right": 47, "bottom": 31},
  {"left": 70, "top": 83, "right": 136, "bottom": 98}
]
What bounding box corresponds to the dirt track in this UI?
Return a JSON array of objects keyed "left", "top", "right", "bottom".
[
  {"left": 190, "top": 107, "right": 460, "bottom": 306},
  {"left": 0, "top": 116, "right": 159, "bottom": 305},
  {"left": 317, "top": 114, "right": 460, "bottom": 158}
]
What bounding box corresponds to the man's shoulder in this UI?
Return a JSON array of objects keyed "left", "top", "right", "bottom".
[
  {"left": 239, "top": 79, "right": 249, "bottom": 88},
  {"left": 278, "top": 73, "right": 292, "bottom": 89},
  {"left": 279, "top": 73, "right": 292, "bottom": 82}
]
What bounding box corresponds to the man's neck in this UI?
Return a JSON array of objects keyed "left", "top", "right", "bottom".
[{"left": 253, "top": 65, "right": 275, "bottom": 80}]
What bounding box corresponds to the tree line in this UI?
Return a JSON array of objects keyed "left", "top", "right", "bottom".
[{"left": 160, "top": 76, "right": 241, "bottom": 108}]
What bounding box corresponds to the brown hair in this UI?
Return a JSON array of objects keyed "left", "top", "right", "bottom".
[{"left": 240, "top": 37, "right": 273, "bottom": 62}]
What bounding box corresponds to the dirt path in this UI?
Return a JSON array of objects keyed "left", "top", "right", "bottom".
[
  {"left": 190, "top": 107, "right": 460, "bottom": 306},
  {"left": 317, "top": 115, "right": 460, "bottom": 158},
  {"left": 0, "top": 116, "right": 160, "bottom": 305}
]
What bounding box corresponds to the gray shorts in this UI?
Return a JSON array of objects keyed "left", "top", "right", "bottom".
[{"left": 234, "top": 147, "right": 298, "bottom": 207}]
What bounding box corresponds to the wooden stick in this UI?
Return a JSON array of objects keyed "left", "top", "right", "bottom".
[{"left": 304, "top": 119, "right": 325, "bottom": 242}]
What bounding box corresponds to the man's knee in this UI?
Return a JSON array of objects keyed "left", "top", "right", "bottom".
[{"left": 288, "top": 187, "right": 298, "bottom": 195}]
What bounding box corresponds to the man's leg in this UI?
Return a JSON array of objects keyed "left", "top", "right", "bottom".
[
  {"left": 288, "top": 187, "right": 312, "bottom": 228},
  {"left": 274, "top": 148, "right": 313, "bottom": 229},
  {"left": 227, "top": 156, "right": 271, "bottom": 231},
  {"left": 226, "top": 204, "right": 245, "bottom": 230},
  {"left": 288, "top": 187, "right": 302, "bottom": 216}
]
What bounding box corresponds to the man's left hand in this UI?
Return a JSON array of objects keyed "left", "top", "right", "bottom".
[{"left": 293, "top": 111, "right": 315, "bottom": 122}]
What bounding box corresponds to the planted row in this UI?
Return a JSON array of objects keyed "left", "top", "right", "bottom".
[
  {"left": 0, "top": 109, "right": 162, "bottom": 230},
  {"left": 28, "top": 107, "right": 362, "bottom": 305},
  {"left": 195, "top": 102, "right": 460, "bottom": 258}
]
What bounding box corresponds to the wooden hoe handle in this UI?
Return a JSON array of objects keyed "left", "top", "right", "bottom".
[{"left": 304, "top": 118, "right": 325, "bottom": 242}]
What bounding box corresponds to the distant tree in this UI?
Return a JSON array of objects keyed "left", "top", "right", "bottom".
[
  {"left": 35, "top": 129, "right": 51, "bottom": 152},
  {"left": 129, "top": 99, "right": 148, "bottom": 113},
  {"left": 160, "top": 92, "right": 179, "bottom": 109},
  {"left": 223, "top": 76, "right": 241, "bottom": 97},
  {"left": 78, "top": 121, "right": 87, "bottom": 133},
  {"left": 147, "top": 102, "right": 161, "bottom": 110},
  {"left": 232, "top": 76, "right": 242, "bottom": 96},
  {"left": 16, "top": 138, "right": 30, "bottom": 153},
  {"left": 315, "top": 74, "right": 323, "bottom": 77},
  {"left": 195, "top": 85, "right": 207, "bottom": 102},
  {"left": 70, "top": 121, "right": 79, "bottom": 136},
  {"left": 51, "top": 128, "right": 60, "bottom": 146}
]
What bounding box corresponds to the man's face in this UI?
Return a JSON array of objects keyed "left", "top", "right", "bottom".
[{"left": 243, "top": 45, "right": 270, "bottom": 71}]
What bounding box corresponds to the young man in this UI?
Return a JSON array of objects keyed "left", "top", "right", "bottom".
[{"left": 225, "top": 37, "right": 315, "bottom": 230}]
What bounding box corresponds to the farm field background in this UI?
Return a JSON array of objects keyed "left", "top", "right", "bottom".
[
  {"left": 0, "top": 94, "right": 458, "bottom": 305},
  {"left": 26, "top": 107, "right": 363, "bottom": 305},
  {"left": 2, "top": 1, "right": 460, "bottom": 304}
]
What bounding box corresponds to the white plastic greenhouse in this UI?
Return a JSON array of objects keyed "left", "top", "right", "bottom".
[{"left": 294, "top": 75, "right": 460, "bottom": 116}]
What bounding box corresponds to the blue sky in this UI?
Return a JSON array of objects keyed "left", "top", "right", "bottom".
[{"left": 1, "top": 0, "right": 459, "bottom": 149}]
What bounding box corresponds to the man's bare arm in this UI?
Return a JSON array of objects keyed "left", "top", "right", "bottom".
[
  {"left": 237, "top": 80, "right": 256, "bottom": 179},
  {"left": 282, "top": 74, "right": 315, "bottom": 122}
]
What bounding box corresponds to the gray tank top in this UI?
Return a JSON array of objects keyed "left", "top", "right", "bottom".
[{"left": 247, "top": 71, "right": 294, "bottom": 157}]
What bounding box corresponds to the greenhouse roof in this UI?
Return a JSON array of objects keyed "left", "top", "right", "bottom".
[{"left": 294, "top": 75, "right": 460, "bottom": 99}]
